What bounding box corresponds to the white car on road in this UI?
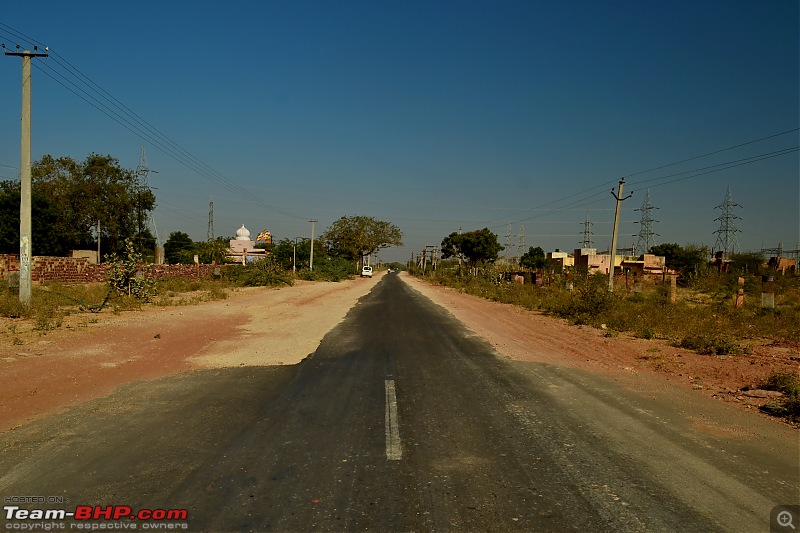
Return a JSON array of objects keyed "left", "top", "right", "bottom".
[{"left": 361, "top": 265, "right": 373, "bottom": 278}]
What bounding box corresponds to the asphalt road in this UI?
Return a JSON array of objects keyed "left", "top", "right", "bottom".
[{"left": 0, "top": 273, "right": 797, "bottom": 532}]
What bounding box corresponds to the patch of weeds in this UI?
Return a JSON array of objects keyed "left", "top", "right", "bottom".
[
  {"left": 758, "top": 372, "right": 800, "bottom": 423},
  {"left": 208, "top": 287, "right": 228, "bottom": 301},
  {"left": 636, "top": 327, "right": 656, "bottom": 340},
  {"left": 0, "top": 296, "right": 28, "bottom": 318},
  {"left": 11, "top": 337, "right": 23, "bottom": 345},
  {"left": 33, "top": 305, "right": 62, "bottom": 333},
  {"left": 763, "top": 372, "right": 800, "bottom": 396},
  {"left": 677, "top": 335, "right": 742, "bottom": 355}
]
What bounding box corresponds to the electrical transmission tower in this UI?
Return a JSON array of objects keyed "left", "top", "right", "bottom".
[
  {"left": 517, "top": 225, "right": 526, "bottom": 257},
  {"left": 207, "top": 195, "right": 214, "bottom": 241},
  {"left": 633, "top": 189, "right": 659, "bottom": 254},
  {"left": 135, "top": 145, "right": 160, "bottom": 246},
  {"left": 504, "top": 225, "right": 513, "bottom": 256},
  {"left": 713, "top": 185, "right": 742, "bottom": 257},
  {"left": 580, "top": 211, "right": 594, "bottom": 248}
]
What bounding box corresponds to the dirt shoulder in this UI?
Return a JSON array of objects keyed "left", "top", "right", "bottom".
[
  {"left": 0, "top": 275, "right": 383, "bottom": 432},
  {"left": 401, "top": 273, "right": 800, "bottom": 425}
]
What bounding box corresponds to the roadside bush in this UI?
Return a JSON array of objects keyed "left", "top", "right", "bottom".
[
  {"left": 105, "top": 239, "right": 156, "bottom": 300},
  {"left": 226, "top": 258, "right": 293, "bottom": 287},
  {"left": 552, "top": 273, "right": 613, "bottom": 325},
  {"left": 0, "top": 292, "right": 28, "bottom": 318},
  {"left": 676, "top": 334, "right": 743, "bottom": 355},
  {"left": 760, "top": 372, "right": 800, "bottom": 423},
  {"left": 298, "top": 257, "right": 356, "bottom": 282},
  {"left": 763, "top": 372, "right": 800, "bottom": 396}
]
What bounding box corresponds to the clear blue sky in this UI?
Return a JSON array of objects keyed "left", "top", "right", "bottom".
[{"left": 1, "top": 1, "right": 797, "bottom": 262}]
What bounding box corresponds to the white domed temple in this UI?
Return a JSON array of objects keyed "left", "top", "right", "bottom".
[{"left": 228, "top": 224, "right": 268, "bottom": 263}]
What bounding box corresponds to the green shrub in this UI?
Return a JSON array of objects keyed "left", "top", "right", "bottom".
[
  {"left": 105, "top": 239, "right": 156, "bottom": 300},
  {"left": 227, "top": 258, "right": 294, "bottom": 287},
  {"left": 297, "top": 257, "right": 356, "bottom": 282},
  {"left": 763, "top": 372, "right": 800, "bottom": 396},
  {"left": 677, "top": 335, "right": 742, "bottom": 355}
]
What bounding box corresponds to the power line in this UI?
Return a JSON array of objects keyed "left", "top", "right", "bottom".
[
  {"left": 0, "top": 23, "right": 307, "bottom": 222},
  {"left": 625, "top": 128, "right": 799, "bottom": 178},
  {"left": 482, "top": 128, "right": 798, "bottom": 229},
  {"left": 490, "top": 145, "right": 797, "bottom": 231}
]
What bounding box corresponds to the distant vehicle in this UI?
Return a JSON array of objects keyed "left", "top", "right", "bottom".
[{"left": 361, "top": 265, "right": 373, "bottom": 278}]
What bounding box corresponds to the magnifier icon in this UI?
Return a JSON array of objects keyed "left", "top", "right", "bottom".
[{"left": 778, "top": 510, "right": 796, "bottom": 529}]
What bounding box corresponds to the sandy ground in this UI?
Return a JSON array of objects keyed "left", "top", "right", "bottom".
[
  {"left": 0, "top": 275, "right": 382, "bottom": 432},
  {"left": 0, "top": 271, "right": 797, "bottom": 433}
]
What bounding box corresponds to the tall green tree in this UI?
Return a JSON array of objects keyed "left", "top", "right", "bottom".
[
  {"left": 271, "top": 237, "right": 324, "bottom": 270},
  {"left": 32, "top": 153, "right": 155, "bottom": 255},
  {"left": 650, "top": 242, "right": 710, "bottom": 282},
  {"left": 519, "top": 246, "right": 547, "bottom": 270},
  {"left": 0, "top": 181, "right": 61, "bottom": 255},
  {"left": 195, "top": 237, "right": 231, "bottom": 264},
  {"left": 441, "top": 228, "right": 503, "bottom": 266},
  {"left": 163, "top": 231, "right": 195, "bottom": 264},
  {"left": 322, "top": 215, "right": 403, "bottom": 262}
]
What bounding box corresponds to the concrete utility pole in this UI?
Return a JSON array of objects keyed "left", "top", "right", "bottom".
[
  {"left": 309, "top": 219, "right": 318, "bottom": 271},
  {"left": 609, "top": 178, "right": 633, "bottom": 292},
  {"left": 4, "top": 45, "right": 48, "bottom": 307}
]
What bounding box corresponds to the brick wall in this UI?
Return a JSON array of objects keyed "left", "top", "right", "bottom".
[{"left": 0, "top": 255, "right": 222, "bottom": 283}]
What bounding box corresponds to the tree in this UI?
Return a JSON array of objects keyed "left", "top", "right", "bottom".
[
  {"left": 440, "top": 228, "right": 503, "bottom": 266},
  {"left": 0, "top": 180, "right": 61, "bottom": 255},
  {"left": 649, "top": 243, "right": 682, "bottom": 267},
  {"left": 729, "top": 251, "right": 765, "bottom": 274},
  {"left": 195, "top": 237, "right": 231, "bottom": 264},
  {"left": 520, "top": 246, "right": 547, "bottom": 270},
  {"left": 271, "top": 237, "right": 324, "bottom": 271},
  {"left": 32, "top": 153, "right": 155, "bottom": 255},
  {"left": 650, "top": 242, "right": 710, "bottom": 282},
  {"left": 322, "top": 216, "right": 403, "bottom": 262},
  {"left": 163, "top": 231, "right": 195, "bottom": 264}
]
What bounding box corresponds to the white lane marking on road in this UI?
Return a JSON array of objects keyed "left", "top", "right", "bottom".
[{"left": 385, "top": 379, "right": 402, "bottom": 460}]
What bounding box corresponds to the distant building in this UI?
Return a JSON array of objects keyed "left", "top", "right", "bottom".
[
  {"left": 228, "top": 225, "right": 268, "bottom": 264},
  {"left": 573, "top": 248, "right": 618, "bottom": 275},
  {"left": 620, "top": 254, "right": 669, "bottom": 278},
  {"left": 768, "top": 256, "right": 797, "bottom": 275},
  {"left": 547, "top": 249, "right": 573, "bottom": 270}
]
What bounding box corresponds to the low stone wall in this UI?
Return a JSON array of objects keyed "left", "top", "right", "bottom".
[{"left": 0, "top": 255, "right": 222, "bottom": 283}]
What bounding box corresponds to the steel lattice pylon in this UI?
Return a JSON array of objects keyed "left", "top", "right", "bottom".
[
  {"left": 208, "top": 195, "right": 214, "bottom": 241},
  {"left": 713, "top": 185, "right": 742, "bottom": 257},
  {"left": 580, "top": 210, "right": 594, "bottom": 248},
  {"left": 135, "top": 145, "right": 160, "bottom": 246},
  {"left": 634, "top": 189, "right": 659, "bottom": 254}
]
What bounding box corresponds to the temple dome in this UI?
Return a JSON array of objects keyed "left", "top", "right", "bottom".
[{"left": 235, "top": 224, "right": 251, "bottom": 241}]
